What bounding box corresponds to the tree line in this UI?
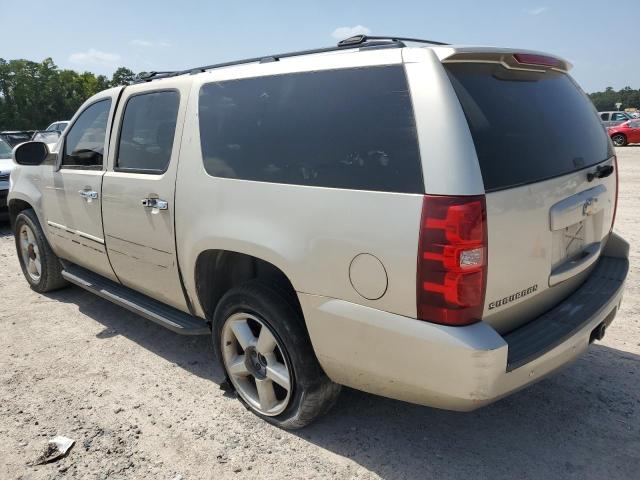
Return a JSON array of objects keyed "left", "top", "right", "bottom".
[
  {"left": 1, "top": 57, "right": 638, "bottom": 131},
  {"left": 0, "top": 58, "right": 143, "bottom": 131},
  {"left": 587, "top": 87, "right": 640, "bottom": 112}
]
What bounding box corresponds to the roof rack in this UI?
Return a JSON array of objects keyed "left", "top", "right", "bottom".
[
  {"left": 337, "top": 34, "right": 449, "bottom": 47},
  {"left": 135, "top": 35, "right": 449, "bottom": 83}
]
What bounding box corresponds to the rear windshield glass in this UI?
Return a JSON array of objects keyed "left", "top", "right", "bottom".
[
  {"left": 198, "top": 66, "right": 423, "bottom": 193},
  {"left": 445, "top": 63, "right": 613, "bottom": 192}
]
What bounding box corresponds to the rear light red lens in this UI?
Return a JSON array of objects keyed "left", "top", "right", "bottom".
[
  {"left": 417, "top": 195, "right": 487, "bottom": 326},
  {"left": 513, "top": 53, "right": 562, "bottom": 68}
]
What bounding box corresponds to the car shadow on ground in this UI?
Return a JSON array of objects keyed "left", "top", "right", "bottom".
[
  {"left": 44, "top": 281, "right": 640, "bottom": 478},
  {"left": 295, "top": 344, "right": 639, "bottom": 479},
  {"left": 46, "top": 284, "right": 225, "bottom": 383}
]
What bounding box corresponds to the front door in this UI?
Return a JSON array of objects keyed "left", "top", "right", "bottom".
[
  {"left": 102, "top": 81, "right": 190, "bottom": 311},
  {"left": 41, "top": 90, "right": 122, "bottom": 280}
]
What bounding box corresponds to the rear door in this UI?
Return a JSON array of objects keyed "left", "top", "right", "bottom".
[
  {"left": 444, "top": 58, "right": 616, "bottom": 333},
  {"left": 102, "top": 80, "right": 190, "bottom": 311}
]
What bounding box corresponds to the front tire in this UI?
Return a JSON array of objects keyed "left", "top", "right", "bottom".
[
  {"left": 14, "top": 209, "right": 67, "bottom": 293},
  {"left": 213, "top": 280, "right": 340, "bottom": 429},
  {"left": 612, "top": 133, "right": 627, "bottom": 147}
]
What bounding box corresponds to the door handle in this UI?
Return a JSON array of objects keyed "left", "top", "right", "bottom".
[
  {"left": 141, "top": 198, "right": 168, "bottom": 210},
  {"left": 78, "top": 189, "right": 98, "bottom": 200}
]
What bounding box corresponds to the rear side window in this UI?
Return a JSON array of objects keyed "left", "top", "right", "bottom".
[
  {"left": 445, "top": 63, "right": 613, "bottom": 192},
  {"left": 198, "top": 66, "right": 423, "bottom": 193},
  {"left": 117, "top": 90, "right": 180, "bottom": 173}
]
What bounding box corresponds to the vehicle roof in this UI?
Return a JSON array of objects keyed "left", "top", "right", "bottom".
[{"left": 129, "top": 37, "right": 571, "bottom": 88}]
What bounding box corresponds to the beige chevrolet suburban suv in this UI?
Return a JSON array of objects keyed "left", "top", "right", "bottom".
[{"left": 8, "top": 35, "right": 629, "bottom": 429}]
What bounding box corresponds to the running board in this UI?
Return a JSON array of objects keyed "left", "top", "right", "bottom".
[{"left": 61, "top": 264, "right": 209, "bottom": 335}]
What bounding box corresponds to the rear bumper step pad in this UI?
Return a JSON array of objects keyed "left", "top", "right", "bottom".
[{"left": 504, "top": 255, "right": 628, "bottom": 371}]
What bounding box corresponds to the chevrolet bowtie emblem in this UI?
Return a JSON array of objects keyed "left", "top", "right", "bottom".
[{"left": 582, "top": 197, "right": 598, "bottom": 216}]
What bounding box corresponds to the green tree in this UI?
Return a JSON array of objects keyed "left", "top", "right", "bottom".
[
  {"left": 110, "top": 67, "right": 136, "bottom": 86},
  {"left": 0, "top": 58, "right": 140, "bottom": 130}
]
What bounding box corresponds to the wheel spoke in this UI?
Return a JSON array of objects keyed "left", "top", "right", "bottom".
[
  {"left": 227, "top": 355, "right": 250, "bottom": 377},
  {"left": 266, "top": 363, "right": 290, "bottom": 391},
  {"left": 231, "top": 320, "right": 257, "bottom": 350},
  {"left": 33, "top": 259, "right": 41, "bottom": 276},
  {"left": 255, "top": 378, "right": 277, "bottom": 411},
  {"left": 25, "top": 227, "right": 35, "bottom": 244},
  {"left": 256, "top": 326, "right": 277, "bottom": 355},
  {"left": 28, "top": 259, "right": 38, "bottom": 276}
]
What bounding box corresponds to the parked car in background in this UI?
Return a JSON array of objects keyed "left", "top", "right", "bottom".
[
  {"left": 599, "top": 111, "right": 633, "bottom": 127},
  {"left": 0, "top": 131, "right": 34, "bottom": 148},
  {"left": 7, "top": 36, "right": 629, "bottom": 428},
  {"left": 31, "top": 130, "right": 61, "bottom": 148},
  {"left": 45, "top": 121, "right": 69, "bottom": 133},
  {"left": 608, "top": 120, "right": 640, "bottom": 146},
  {"left": 0, "top": 137, "right": 14, "bottom": 219}
]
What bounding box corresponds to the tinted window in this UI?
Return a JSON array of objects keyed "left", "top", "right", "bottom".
[
  {"left": 600, "top": 113, "right": 609, "bottom": 121},
  {"left": 63, "top": 99, "right": 111, "bottom": 169},
  {"left": 0, "top": 138, "right": 11, "bottom": 159},
  {"left": 117, "top": 91, "right": 180, "bottom": 173},
  {"left": 198, "top": 66, "right": 423, "bottom": 193},
  {"left": 445, "top": 63, "right": 613, "bottom": 191}
]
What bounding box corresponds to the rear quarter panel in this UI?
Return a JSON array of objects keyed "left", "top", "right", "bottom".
[{"left": 175, "top": 50, "right": 424, "bottom": 319}]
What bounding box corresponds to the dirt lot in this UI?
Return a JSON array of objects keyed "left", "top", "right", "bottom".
[{"left": 1, "top": 148, "right": 639, "bottom": 480}]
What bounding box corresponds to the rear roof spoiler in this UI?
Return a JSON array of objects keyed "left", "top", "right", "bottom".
[{"left": 434, "top": 47, "right": 572, "bottom": 73}]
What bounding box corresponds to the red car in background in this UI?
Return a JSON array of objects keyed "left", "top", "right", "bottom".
[{"left": 608, "top": 119, "right": 640, "bottom": 146}]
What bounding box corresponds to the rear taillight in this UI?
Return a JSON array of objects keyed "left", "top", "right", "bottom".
[
  {"left": 611, "top": 156, "right": 618, "bottom": 231},
  {"left": 417, "top": 195, "right": 487, "bottom": 326}
]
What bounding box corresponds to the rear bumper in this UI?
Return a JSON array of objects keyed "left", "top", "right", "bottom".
[{"left": 300, "top": 233, "right": 629, "bottom": 411}]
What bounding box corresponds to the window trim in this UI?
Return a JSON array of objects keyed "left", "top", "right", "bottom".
[
  {"left": 60, "top": 98, "right": 112, "bottom": 171},
  {"left": 114, "top": 88, "right": 181, "bottom": 176}
]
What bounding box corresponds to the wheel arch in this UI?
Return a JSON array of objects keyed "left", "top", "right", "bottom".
[
  {"left": 194, "top": 249, "right": 303, "bottom": 326},
  {"left": 8, "top": 197, "right": 36, "bottom": 229}
]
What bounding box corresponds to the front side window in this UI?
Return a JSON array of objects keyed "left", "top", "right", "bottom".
[
  {"left": 116, "top": 90, "right": 180, "bottom": 173},
  {"left": 62, "top": 99, "right": 111, "bottom": 169},
  {"left": 198, "top": 66, "right": 423, "bottom": 193}
]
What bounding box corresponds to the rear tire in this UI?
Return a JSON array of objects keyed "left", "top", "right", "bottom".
[
  {"left": 612, "top": 133, "right": 627, "bottom": 147},
  {"left": 212, "top": 280, "right": 341, "bottom": 429},
  {"left": 14, "top": 209, "right": 67, "bottom": 293}
]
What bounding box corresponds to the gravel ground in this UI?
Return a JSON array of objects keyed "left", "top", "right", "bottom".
[{"left": 1, "top": 148, "right": 639, "bottom": 480}]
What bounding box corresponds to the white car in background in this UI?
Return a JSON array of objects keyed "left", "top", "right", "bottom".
[
  {"left": 45, "top": 121, "right": 69, "bottom": 133},
  {"left": 0, "top": 137, "right": 14, "bottom": 219}
]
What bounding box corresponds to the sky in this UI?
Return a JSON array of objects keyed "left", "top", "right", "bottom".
[{"left": 2, "top": 0, "right": 638, "bottom": 93}]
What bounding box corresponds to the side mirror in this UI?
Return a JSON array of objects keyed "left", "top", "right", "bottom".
[{"left": 13, "top": 141, "right": 49, "bottom": 166}]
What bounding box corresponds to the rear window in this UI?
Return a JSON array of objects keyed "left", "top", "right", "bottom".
[
  {"left": 445, "top": 63, "right": 613, "bottom": 192},
  {"left": 198, "top": 66, "right": 423, "bottom": 193}
]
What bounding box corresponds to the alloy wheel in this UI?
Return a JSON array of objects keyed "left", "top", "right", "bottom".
[
  {"left": 19, "top": 224, "right": 41, "bottom": 282},
  {"left": 221, "top": 312, "right": 292, "bottom": 416}
]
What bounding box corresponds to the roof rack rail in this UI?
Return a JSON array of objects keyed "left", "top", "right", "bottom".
[
  {"left": 338, "top": 34, "right": 449, "bottom": 47},
  {"left": 135, "top": 35, "right": 447, "bottom": 84}
]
